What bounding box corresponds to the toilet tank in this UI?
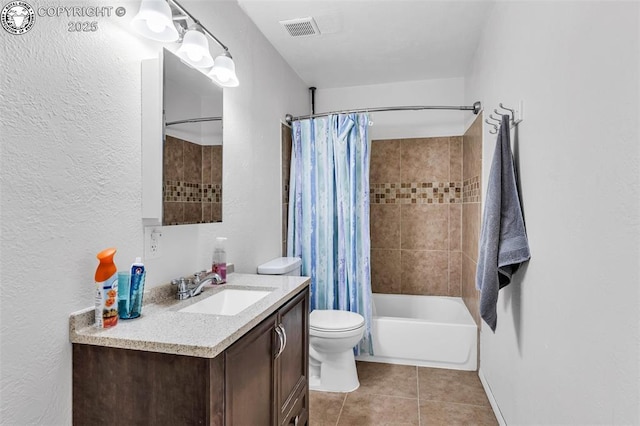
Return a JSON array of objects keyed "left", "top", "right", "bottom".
[{"left": 257, "top": 257, "right": 302, "bottom": 276}]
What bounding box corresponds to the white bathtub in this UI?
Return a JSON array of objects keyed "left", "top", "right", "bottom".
[{"left": 356, "top": 293, "right": 478, "bottom": 371}]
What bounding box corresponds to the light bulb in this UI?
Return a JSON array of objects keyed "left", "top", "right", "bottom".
[
  {"left": 146, "top": 18, "right": 166, "bottom": 33},
  {"left": 214, "top": 70, "right": 230, "bottom": 82},
  {"left": 130, "top": 0, "right": 178, "bottom": 42},
  {"left": 207, "top": 52, "right": 239, "bottom": 87},
  {"left": 176, "top": 29, "right": 214, "bottom": 68},
  {"left": 187, "top": 50, "right": 203, "bottom": 62}
]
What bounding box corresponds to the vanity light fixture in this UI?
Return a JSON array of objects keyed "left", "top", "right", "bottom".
[
  {"left": 130, "top": 0, "right": 179, "bottom": 42},
  {"left": 176, "top": 29, "right": 215, "bottom": 68},
  {"left": 208, "top": 51, "right": 239, "bottom": 87},
  {"left": 131, "top": 0, "right": 239, "bottom": 86}
]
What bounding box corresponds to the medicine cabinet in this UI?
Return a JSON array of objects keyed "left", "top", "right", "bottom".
[{"left": 142, "top": 48, "right": 223, "bottom": 225}]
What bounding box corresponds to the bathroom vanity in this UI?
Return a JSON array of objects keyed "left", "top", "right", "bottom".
[{"left": 70, "top": 273, "right": 309, "bottom": 425}]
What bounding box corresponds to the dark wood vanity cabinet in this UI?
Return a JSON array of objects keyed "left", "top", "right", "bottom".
[
  {"left": 275, "top": 289, "right": 309, "bottom": 426},
  {"left": 224, "top": 311, "right": 276, "bottom": 425},
  {"left": 73, "top": 343, "right": 226, "bottom": 424},
  {"left": 225, "top": 288, "right": 309, "bottom": 426},
  {"left": 73, "top": 287, "right": 308, "bottom": 426}
]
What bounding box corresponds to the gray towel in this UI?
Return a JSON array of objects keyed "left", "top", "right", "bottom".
[{"left": 476, "top": 114, "right": 531, "bottom": 332}]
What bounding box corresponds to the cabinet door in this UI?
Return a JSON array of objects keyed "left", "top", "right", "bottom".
[
  {"left": 73, "top": 344, "right": 224, "bottom": 425},
  {"left": 276, "top": 289, "right": 309, "bottom": 425},
  {"left": 225, "top": 312, "right": 277, "bottom": 426}
]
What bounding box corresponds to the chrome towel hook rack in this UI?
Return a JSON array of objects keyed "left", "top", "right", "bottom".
[
  {"left": 485, "top": 101, "right": 524, "bottom": 134},
  {"left": 485, "top": 114, "right": 501, "bottom": 134}
]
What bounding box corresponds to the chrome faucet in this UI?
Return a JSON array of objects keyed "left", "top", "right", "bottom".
[
  {"left": 171, "top": 271, "right": 224, "bottom": 300},
  {"left": 191, "top": 270, "right": 224, "bottom": 296}
]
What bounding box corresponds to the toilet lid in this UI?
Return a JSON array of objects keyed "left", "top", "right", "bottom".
[{"left": 310, "top": 310, "right": 365, "bottom": 332}]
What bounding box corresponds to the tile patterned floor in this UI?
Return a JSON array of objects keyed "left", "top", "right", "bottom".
[{"left": 309, "top": 361, "right": 498, "bottom": 426}]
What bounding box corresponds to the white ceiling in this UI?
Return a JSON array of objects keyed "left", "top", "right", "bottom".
[{"left": 237, "top": 0, "right": 496, "bottom": 89}]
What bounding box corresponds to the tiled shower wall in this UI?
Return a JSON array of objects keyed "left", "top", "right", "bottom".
[
  {"left": 370, "top": 137, "right": 463, "bottom": 296},
  {"left": 282, "top": 123, "right": 292, "bottom": 255},
  {"left": 163, "top": 135, "right": 222, "bottom": 225},
  {"left": 462, "top": 114, "right": 483, "bottom": 326},
  {"left": 281, "top": 117, "right": 482, "bottom": 312}
]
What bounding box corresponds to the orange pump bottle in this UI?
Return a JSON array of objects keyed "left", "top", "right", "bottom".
[{"left": 95, "top": 248, "right": 118, "bottom": 328}]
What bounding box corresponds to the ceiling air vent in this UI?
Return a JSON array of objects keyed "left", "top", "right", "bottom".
[{"left": 279, "top": 17, "right": 321, "bottom": 37}]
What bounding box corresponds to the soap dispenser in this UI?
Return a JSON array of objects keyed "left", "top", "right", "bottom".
[{"left": 212, "top": 237, "right": 227, "bottom": 283}]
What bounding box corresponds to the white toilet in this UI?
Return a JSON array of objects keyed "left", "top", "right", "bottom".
[
  {"left": 308, "top": 309, "right": 364, "bottom": 392},
  {"left": 257, "top": 257, "right": 365, "bottom": 393}
]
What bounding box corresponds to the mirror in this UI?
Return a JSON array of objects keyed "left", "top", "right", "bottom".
[{"left": 162, "top": 48, "right": 223, "bottom": 225}]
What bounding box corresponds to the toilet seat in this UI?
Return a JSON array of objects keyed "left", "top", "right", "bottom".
[{"left": 310, "top": 310, "right": 365, "bottom": 332}]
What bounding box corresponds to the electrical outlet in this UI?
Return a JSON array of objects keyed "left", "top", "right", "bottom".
[{"left": 145, "top": 227, "right": 162, "bottom": 260}]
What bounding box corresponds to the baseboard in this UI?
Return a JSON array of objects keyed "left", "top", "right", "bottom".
[{"left": 478, "top": 368, "right": 507, "bottom": 426}]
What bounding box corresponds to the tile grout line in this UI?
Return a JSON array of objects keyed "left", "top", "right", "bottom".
[
  {"left": 419, "top": 397, "right": 493, "bottom": 409},
  {"left": 448, "top": 137, "right": 452, "bottom": 298},
  {"left": 416, "top": 365, "right": 421, "bottom": 425},
  {"left": 340, "top": 392, "right": 418, "bottom": 400},
  {"left": 399, "top": 139, "right": 403, "bottom": 295},
  {"left": 335, "top": 393, "right": 347, "bottom": 426}
]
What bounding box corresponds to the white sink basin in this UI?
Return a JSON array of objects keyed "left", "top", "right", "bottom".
[{"left": 179, "top": 288, "right": 271, "bottom": 316}]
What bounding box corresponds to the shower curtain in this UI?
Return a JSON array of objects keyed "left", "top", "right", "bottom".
[{"left": 287, "top": 113, "right": 373, "bottom": 355}]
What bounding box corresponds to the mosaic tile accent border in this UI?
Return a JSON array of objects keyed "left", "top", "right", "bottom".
[
  {"left": 164, "top": 181, "right": 222, "bottom": 203},
  {"left": 463, "top": 176, "right": 481, "bottom": 203},
  {"left": 370, "top": 182, "right": 462, "bottom": 204}
]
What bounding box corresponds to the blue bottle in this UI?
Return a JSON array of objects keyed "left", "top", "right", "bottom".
[{"left": 126, "top": 257, "right": 146, "bottom": 319}]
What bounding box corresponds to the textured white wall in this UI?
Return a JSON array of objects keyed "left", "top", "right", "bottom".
[
  {"left": 315, "top": 78, "right": 472, "bottom": 140},
  {"left": 0, "top": 0, "right": 307, "bottom": 423},
  {"left": 466, "top": 2, "right": 639, "bottom": 424}
]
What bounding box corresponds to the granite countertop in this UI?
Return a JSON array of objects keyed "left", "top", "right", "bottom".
[{"left": 69, "top": 273, "right": 310, "bottom": 358}]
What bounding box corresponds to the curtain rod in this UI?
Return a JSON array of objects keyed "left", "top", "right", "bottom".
[
  {"left": 166, "top": 116, "right": 222, "bottom": 126},
  {"left": 284, "top": 101, "right": 482, "bottom": 124}
]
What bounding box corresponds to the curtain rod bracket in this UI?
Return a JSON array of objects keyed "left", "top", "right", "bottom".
[{"left": 310, "top": 87, "right": 316, "bottom": 115}]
